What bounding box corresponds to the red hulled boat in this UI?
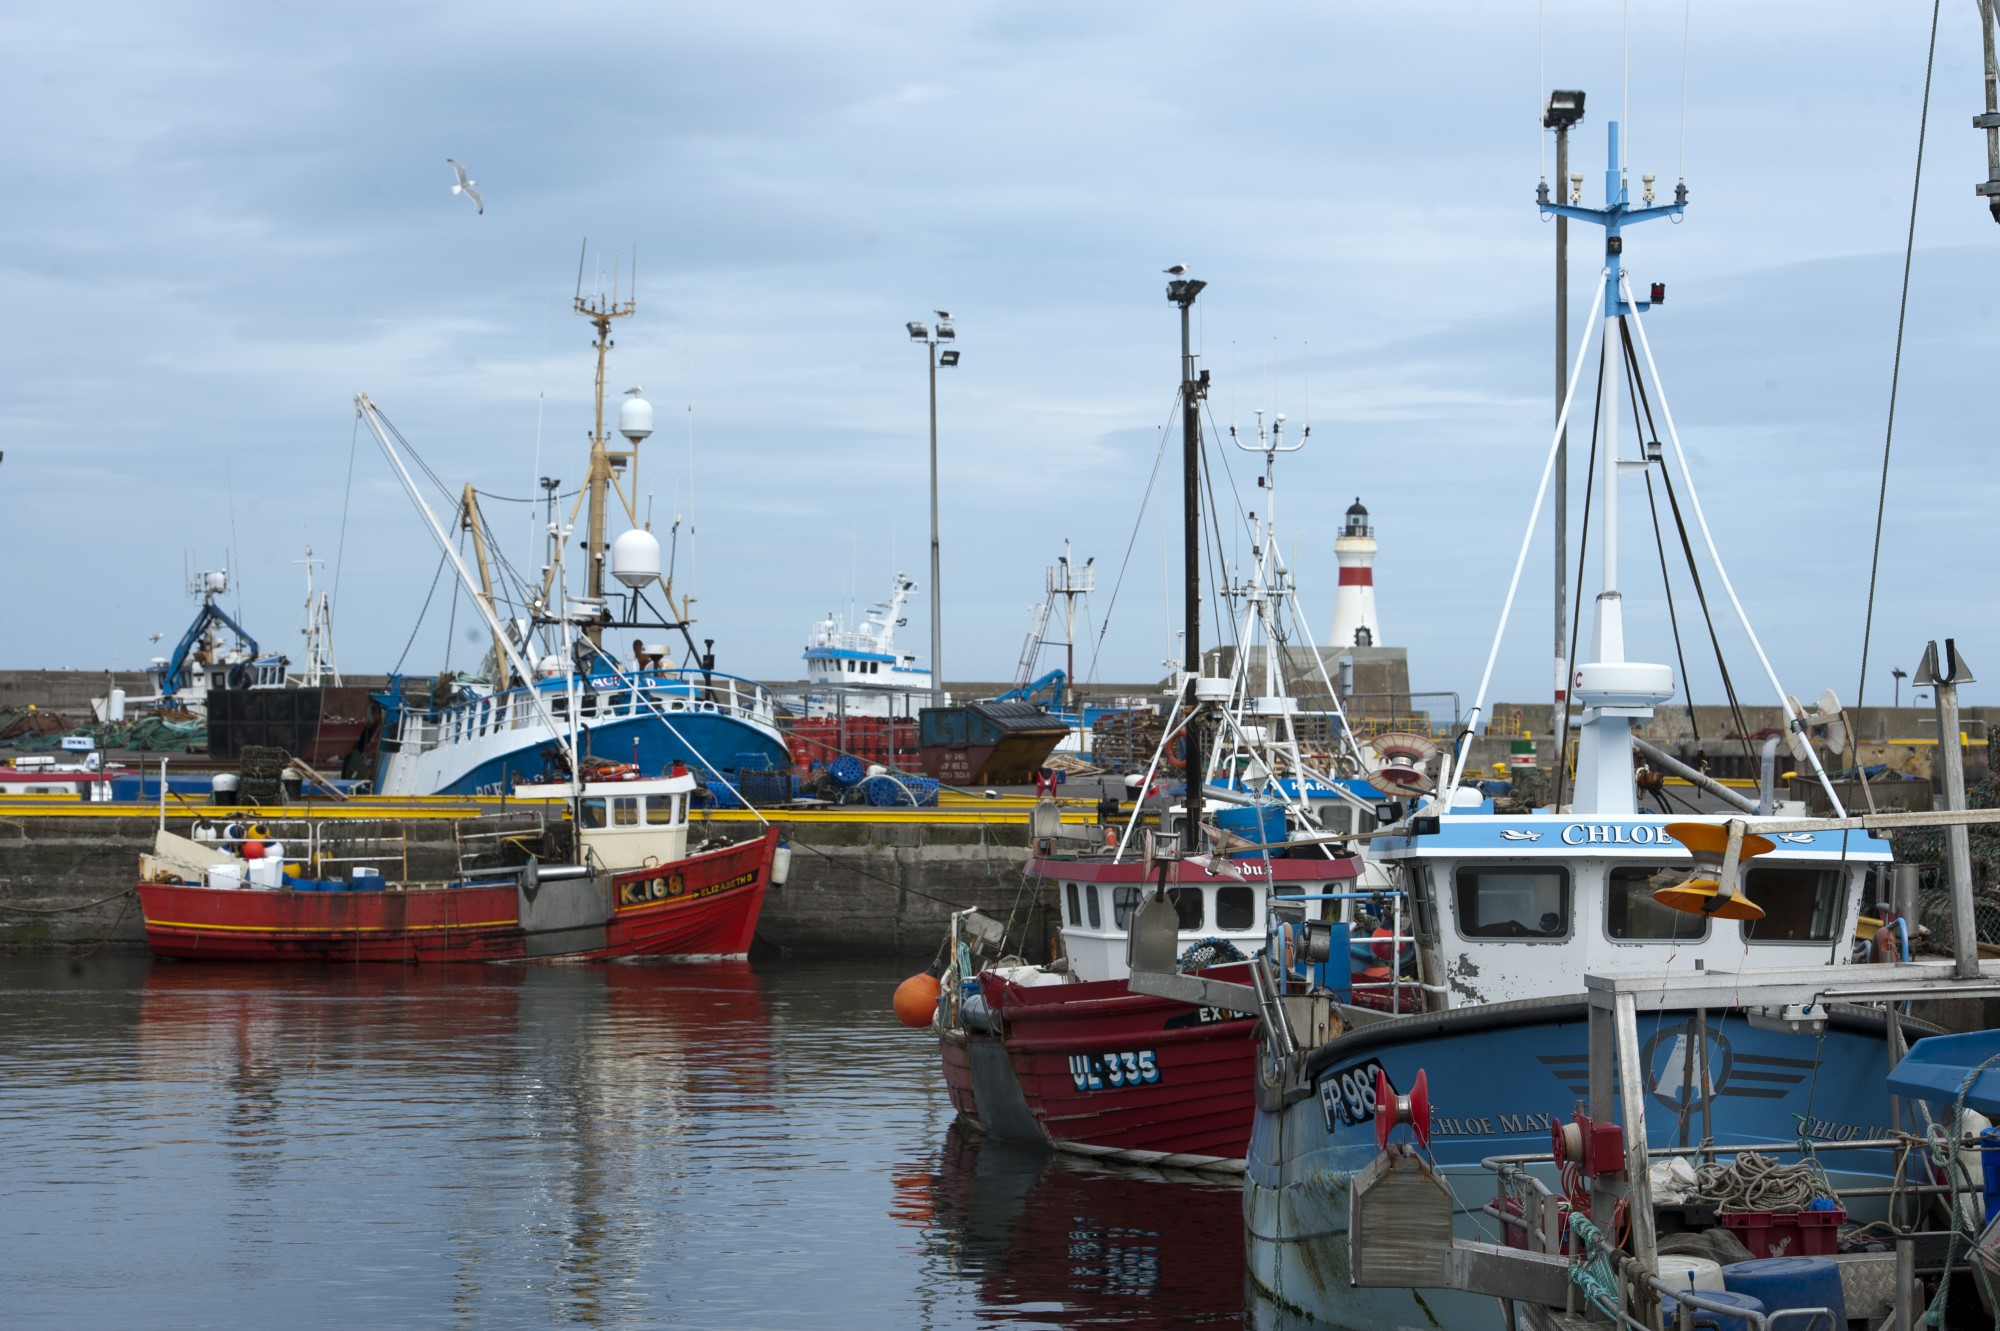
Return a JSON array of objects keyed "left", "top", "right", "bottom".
[
  {"left": 137, "top": 769, "right": 785, "bottom": 964},
  {"left": 935, "top": 849, "right": 1360, "bottom": 1171}
]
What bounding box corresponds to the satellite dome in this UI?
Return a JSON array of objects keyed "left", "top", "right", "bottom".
[
  {"left": 610, "top": 529, "right": 662, "bottom": 589},
  {"left": 618, "top": 393, "right": 654, "bottom": 443}
]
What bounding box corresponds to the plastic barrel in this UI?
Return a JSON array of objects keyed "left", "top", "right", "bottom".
[
  {"left": 1659, "top": 1290, "right": 1765, "bottom": 1331},
  {"left": 1721, "top": 1257, "right": 1845, "bottom": 1331},
  {"left": 1214, "top": 803, "right": 1285, "bottom": 859},
  {"left": 1655, "top": 1255, "right": 1725, "bottom": 1293}
]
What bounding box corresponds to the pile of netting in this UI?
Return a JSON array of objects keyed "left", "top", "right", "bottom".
[{"left": 0, "top": 711, "right": 206, "bottom": 753}]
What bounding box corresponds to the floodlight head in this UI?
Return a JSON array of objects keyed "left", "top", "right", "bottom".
[
  {"left": 936, "top": 320, "right": 955, "bottom": 341},
  {"left": 1544, "top": 89, "right": 1586, "bottom": 129},
  {"left": 907, "top": 321, "right": 929, "bottom": 341},
  {"left": 1166, "top": 278, "right": 1207, "bottom": 307},
  {"left": 939, "top": 349, "right": 960, "bottom": 367}
]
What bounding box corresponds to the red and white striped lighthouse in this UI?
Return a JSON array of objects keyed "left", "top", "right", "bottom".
[{"left": 1329, "top": 497, "right": 1381, "bottom": 649}]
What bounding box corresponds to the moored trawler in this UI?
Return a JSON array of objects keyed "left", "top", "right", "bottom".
[
  {"left": 363, "top": 255, "right": 790, "bottom": 798},
  {"left": 137, "top": 765, "right": 786, "bottom": 963}
]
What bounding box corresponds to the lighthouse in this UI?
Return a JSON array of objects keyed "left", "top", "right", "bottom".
[{"left": 1329, "top": 498, "right": 1381, "bottom": 649}]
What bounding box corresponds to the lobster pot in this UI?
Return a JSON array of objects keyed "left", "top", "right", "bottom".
[
  {"left": 1214, "top": 803, "right": 1285, "bottom": 859},
  {"left": 864, "top": 774, "right": 939, "bottom": 808},
  {"left": 1722, "top": 1258, "right": 1846, "bottom": 1331},
  {"left": 828, "top": 755, "right": 865, "bottom": 788},
  {"left": 736, "top": 770, "right": 795, "bottom": 807}
]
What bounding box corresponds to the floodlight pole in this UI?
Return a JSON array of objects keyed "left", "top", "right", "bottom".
[
  {"left": 1552, "top": 112, "right": 1573, "bottom": 720},
  {"left": 928, "top": 339, "right": 942, "bottom": 707},
  {"left": 1168, "top": 277, "right": 1207, "bottom": 851}
]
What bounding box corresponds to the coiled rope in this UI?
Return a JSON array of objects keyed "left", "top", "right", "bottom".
[{"left": 1693, "top": 1150, "right": 1838, "bottom": 1213}]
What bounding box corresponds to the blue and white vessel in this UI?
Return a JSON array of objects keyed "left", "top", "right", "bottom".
[
  {"left": 797, "top": 573, "right": 935, "bottom": 718},
  {"left": 1235, "top": 123, "right": 1917, "bottom": 1330},
  {"left": 366, "top": 274, "right": 790, "bottom": 797}
]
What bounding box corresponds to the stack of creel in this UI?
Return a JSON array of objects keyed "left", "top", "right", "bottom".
[
  {"left": 827, "top": 755, "right": 866, "bottom": 788},
  {"left": 734, "top": 770, "right": 796, "bottom": 807},
  {"left": 863, "top": 774, "right": 939, "bottom": 807}
]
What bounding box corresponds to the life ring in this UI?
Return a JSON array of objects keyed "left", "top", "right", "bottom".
[{"left": 1162, "top": 733, "right": 1189, "bottom": 772}]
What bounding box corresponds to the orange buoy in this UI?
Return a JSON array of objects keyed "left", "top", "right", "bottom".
[
  {"left": 240, "top": 840, "right": 266, "bottom": 860},
  {"left": 893, "top": 971, "right": 942, "bottom": 1028}
]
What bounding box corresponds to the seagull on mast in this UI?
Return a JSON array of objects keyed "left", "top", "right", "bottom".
[
  {"left": 1164, "top": 264, "right": 1188, "bottom": 275},
  {"left": 446, "top": 159, "right": 484, "bottom": 215}
]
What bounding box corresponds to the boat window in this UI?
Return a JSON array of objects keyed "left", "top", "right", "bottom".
[
  {"left": 1066, "top": 883, "right": 1081, "bottom": 926},
  {"left": 1606, "top": 865, "right": 1707, "bottom": 941},
  {"left": 1112, "top": 885, "right": 1145, "bottom": 930},
  {"left": 551, "top": 695, "right": 569, "bottom": 718},
  {"left": 579, "top": 798, "right": 607, "bottom": 829},
  {"left": 1741, "top": 866, "right": 1844, "bottom": 943},
  {"left": 1085, "top": 884, "right": 1102, "bottom": 929},
  {"left": 1216, "top": 886, "right": 1256, "bottom": 930},
  {"left": 1454, "top": 866, "right": 1570, "bottom": 940},
  {"left": 1167, "top": 887, "right": 1204, "bottom": 931},
  {"left": 613, "top": 797, "right": 639, "bottom": 827},
  {"left": 644, "top": 796, "right": 678, "bottom": 826}
]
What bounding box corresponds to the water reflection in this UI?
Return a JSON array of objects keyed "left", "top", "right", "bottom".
[
  {"left": 2, "top": 956, "right": 1244, "bottom": 1328},
  {"left": 904, "top": 1122, "right": 1247, "bottom": 1328}
]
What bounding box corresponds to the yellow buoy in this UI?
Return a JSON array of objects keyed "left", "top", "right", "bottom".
[
  {"left": 893, "top": 972, "right": 943, "bottom": 1028},
  {"left": 1654, "top": 822, "right": 1776, "bottom": 920}
]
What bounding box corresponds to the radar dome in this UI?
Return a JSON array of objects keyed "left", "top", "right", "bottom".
[
  {"left": 610, "top": 529, "right": 662, "bottom": 589},
  {"left": 618, "top": 394, "right": 654, "bottom": 443}
]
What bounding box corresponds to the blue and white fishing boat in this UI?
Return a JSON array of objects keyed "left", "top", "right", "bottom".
[
  {"left": 797, "top": 573, "right": 935, "bottom": 719},
  {"left": 367, "top": 276, "right": 789, "bottom": 797},
  {"left": 1226, "top": 123, "right": 1924, "bottom": 1330}
]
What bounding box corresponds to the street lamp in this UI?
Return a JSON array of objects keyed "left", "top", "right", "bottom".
[
  {"left": 909, "top": 312, "right": 959, "bottom": 705},
  {"left": 1892, "top": 667, "right": 1908, "bottom": 707},
  {"left": 1543, "top": 87, "right": 1585, "bottom": 725}
]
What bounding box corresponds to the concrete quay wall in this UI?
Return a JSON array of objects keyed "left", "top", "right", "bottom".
[{"left": 0, "top": 811, "right": 1047, "bottom": 961}]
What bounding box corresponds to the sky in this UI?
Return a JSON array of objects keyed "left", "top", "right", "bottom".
[{"left": 3, "top": 1, "right": 1995, "bottom": 720}]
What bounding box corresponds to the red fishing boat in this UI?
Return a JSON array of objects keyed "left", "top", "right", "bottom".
[
  {"left": 137, "top": 768, "right": 786, "bottom": 963},
  {"left": 931, "top": 850, "right": 1362, "bottom": 1171},
  {"left": 912, "top": 273, "right": 1390, "bottom": 1170}
]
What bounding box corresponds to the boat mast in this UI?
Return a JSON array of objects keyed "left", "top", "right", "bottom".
[
  {"left": 1168, "top": 274, "right": 1208, "bottom": 849},
  {"left": 1538, "top": 122, "right": 1683, "bottom": 814},
  {"left": 576, "top": 259, "right": 637, "bottom": 651},
  {"left": 458, "top": 484, "right": 509, "bottom": 690}
]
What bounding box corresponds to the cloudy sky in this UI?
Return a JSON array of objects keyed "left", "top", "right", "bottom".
[{"left": 3, "top": 2, "right": 1994, "bottom": 720}]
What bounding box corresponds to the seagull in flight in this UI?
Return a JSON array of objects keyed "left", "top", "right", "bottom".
[
  {"left": 1164, "top": 263, "right": 1188, "bottom": 276},
  {"left": 446, "top": 159, "right": 484, "bottom": 215}
]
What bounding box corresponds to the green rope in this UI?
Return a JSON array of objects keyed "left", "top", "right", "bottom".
[
  {"left": 1566, "top": 1215, "right": 1623, "bottom": 1319},
  {"left": 1920, "top": 1048, "right": 2000, "bottom": 1328}
]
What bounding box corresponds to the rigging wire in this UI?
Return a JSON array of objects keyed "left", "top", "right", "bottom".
[
  {"left": 1619, "top": 319, "right": 1757, "bottom": 769},
  {"left": 1082, "top": 389, "right": 1183, "bottom": 686},
  {"left": 1678, "top": 0, "right": 1692, "bottom": 186},
  {"left": 393, "top": 548, "right": 452, "bottom": 675},
  {"left": 332, "top": 411, "right": 360, "bottom": 628},
  {"left": 1553, "top": 332, "right": 1607, "bottom": 813},
  {"left": 1855, "top": 0, "right": 1944, "bottom": 716},
  {"left": 1620, "top": 330, "right": 1702, "bottom": 747}
]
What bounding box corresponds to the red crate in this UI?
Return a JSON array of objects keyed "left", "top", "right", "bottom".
[{"left": 1721, "top": 1207, "right": 1845, "bottom": 1258}]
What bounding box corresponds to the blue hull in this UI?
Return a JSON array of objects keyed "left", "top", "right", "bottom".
[
  {"left": 397, "top": 712, "right": 791, "bottom": 797},
  {"left": 1246, "top": 1001, "right": 1905, "bottom": 1331}
]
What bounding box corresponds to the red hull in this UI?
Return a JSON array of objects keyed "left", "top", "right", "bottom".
[
  {"left": 139, "top": 830, "right": 777, "bottom": 963},
  {"left": 947, "top": 964, "right": 1259, "bottom": 1168}
]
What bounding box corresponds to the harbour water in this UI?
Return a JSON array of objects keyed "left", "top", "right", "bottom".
[{"left": 0, "top": 954, "right": 1246, "bottom": 1329}]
